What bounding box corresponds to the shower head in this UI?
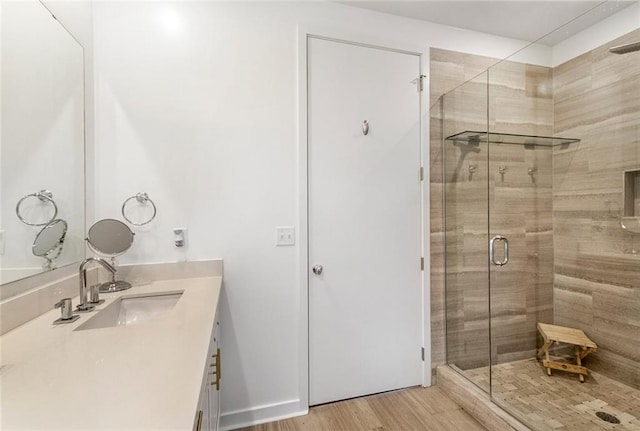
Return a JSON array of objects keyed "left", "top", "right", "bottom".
[{"left": 609, "top": 41, "right": 640, "bottom": 54}]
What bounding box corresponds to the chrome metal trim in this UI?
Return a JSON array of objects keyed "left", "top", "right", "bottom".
[
  {"left": 54, "top": 298, "right": 74, "bottom": 320},
  {"left": 32, "top": 219, "right": 68, "bottom": 272},
  {"left": 490, "top": 235, "right": 509, "bottom": 266},
  {"left": 16, "top": 190, "right": 58, "bottom": 226},
  {"left": 501, "top": 236, "right": 509, "bottom": 266},
  {"left": 121, "top": 192, "right": 157, "bottom": 226},
  {"left": 77, "top": 257, "right": 116, "bottom": 312},
  {"left": 362, "top": 120, "right": 369, "bottom": 136}
]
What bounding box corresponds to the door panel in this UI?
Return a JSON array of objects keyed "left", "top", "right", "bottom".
[
  {"left": 308, "top": 37, "right": 422, "bottom": 405},
  {"left": 486, "top": 62, "right": 556, "bottom": 382}
]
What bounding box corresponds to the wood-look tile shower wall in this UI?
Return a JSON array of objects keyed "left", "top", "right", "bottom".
[
  {"left": 431, "top": 30, "right": 640, "bottom": 388},
  {"left": 552, "top": 29, "right": 640, "bottom": 389}
]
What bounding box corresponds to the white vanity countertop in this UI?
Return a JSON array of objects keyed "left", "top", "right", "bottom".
[{"left": 0, "top": 276, "right": 222, "bottom": 430}]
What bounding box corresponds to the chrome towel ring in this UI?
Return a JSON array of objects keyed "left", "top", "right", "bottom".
[
  {"left": 121, "top": 192, "right": 157, "bottom": 226},
  {"left": 16, "top": 190, "right": 58, "bottom": 226}
]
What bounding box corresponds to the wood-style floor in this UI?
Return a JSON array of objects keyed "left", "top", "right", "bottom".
[{"left": 236, "top": 387, "right": 488, "bottom": 431}]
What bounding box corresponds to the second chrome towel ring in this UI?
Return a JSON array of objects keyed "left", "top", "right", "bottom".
[
  {"left": 121, "top": 192, "right": 157, "bottom": 226},
  {"left": 16, "top": 190, "right": 58, "bottom": 226}
]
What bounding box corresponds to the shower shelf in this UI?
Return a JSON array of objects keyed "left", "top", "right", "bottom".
[{"left": 446, "top": 131, "right": 580, "bottom": 147}]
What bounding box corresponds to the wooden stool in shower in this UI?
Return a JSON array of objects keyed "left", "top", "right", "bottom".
[{"left": 536, "top": 322, "right": 598, "bottom": 383}]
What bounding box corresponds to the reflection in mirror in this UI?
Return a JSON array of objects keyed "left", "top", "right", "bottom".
[
  {"left": 86, "top": 219, "right": 134, "bottom": 293},
  {"left": 0, "top": 0, "right": 85, "bottom": 286},
  {"left": 32, "top": 219, "right": 67, "bottom": 270},
  {"left": 15, "top": 189, "right": 58, "bottom": 226}
]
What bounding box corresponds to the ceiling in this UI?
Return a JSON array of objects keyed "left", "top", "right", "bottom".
[{"left": 338, "top": 1, "right": 636, "bottom": 46}]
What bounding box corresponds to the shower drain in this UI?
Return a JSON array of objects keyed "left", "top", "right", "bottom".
[{"left": 596, "top": 411, "right": 621, "bottom": 424}]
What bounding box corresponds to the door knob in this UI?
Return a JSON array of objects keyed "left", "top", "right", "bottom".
[{"left": 312, "top": 264, "right": 323, "bottom": 275}]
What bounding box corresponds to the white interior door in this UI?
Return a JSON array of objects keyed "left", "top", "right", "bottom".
[{"left": 308, "top": 37, "right": 422, "bottom": 406}]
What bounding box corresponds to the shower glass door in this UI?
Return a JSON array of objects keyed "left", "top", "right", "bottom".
[
  {"left": 487, "top": 137, "right": 555, "bottom": 399},
  {"left": 486, "top": 62, "right": 556, "bottom": 408},
  {"left": 443, "top": 64, "right": 558, "bottom": 396},
  {"left": 443, "top": 71, "right": 491, "bottom": 393}
]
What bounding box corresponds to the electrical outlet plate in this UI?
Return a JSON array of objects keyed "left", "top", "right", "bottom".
[
  {"left": 276, "top": 227, "right": 295, "bottom": 246},
  {"left": 173, "top": 227, "right": 187, "bottom": 247}
]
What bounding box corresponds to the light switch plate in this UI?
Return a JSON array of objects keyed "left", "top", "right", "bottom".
[{"left": 276, "top": 227, "right": 295, "bottom": 246}]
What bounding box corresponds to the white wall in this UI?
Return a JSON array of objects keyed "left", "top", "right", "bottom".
[
  {"left": 552, "top": 1, "right": 640, "bottom": 67},
  {"left": 0, "top": 0, "right": 85, "bottom": 284},
  {"left": 91, "top": 2, "right": 552, "bottom": 429}
]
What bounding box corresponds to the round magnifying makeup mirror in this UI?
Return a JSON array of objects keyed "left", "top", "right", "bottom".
[
  {"left": 32, "top": 219, "right": 67, "bottom": 269},
  {"left": 86, "top": 218, "right": 134, "bottom": 292}
]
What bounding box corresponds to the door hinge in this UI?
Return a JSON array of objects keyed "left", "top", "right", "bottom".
[
  {"left": 420, "top": 257, "right": 424, "bottom": 271},
  {"left": 412, "top": 75, "right": 426, "bottom": 92},
  {"left": 421, "top": 347, "right": 425, "bottom": 361},
  {"left": 419, "top": 167, "right": 424, "bottom": 181}
]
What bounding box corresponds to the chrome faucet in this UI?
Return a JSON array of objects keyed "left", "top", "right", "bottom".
[
  {"left": 77, "top": 257, "right": 116, "bottom": 312},
  {"left": 53, "top": 298, "right": 80, "bottom": 325}
]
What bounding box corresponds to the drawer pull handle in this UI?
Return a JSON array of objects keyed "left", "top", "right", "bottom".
[
  {"left": 195, "top": 410, "right": 203, "bottom": 431},
  {"left": 210, "top": 348, "right": 221, "bottom": 391}
]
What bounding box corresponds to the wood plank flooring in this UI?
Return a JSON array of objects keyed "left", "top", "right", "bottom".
[{"left": 236, "top": 387, "right": 488, "bottom": 431}]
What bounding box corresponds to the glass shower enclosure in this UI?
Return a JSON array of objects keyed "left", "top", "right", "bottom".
[
  {"left": 439, "top": 4, "right": 640, "bottom": 428},
  {"left": 442, "top": 69, "right": 578, "bottom": 389}
]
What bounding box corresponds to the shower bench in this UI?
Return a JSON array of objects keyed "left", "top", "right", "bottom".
[{"left": 536, "top": 322, "right": 598, "bottom": 383}]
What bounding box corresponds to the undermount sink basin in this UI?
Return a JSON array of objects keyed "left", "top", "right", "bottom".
[{"left": 75, "top": 291, "right": 183, "bottom": 331}]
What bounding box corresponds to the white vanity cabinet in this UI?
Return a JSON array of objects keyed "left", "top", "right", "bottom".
[
  {"left": 1, "top": 273, "right": 223, "bottom": 430},
  {"left": 195, "top": 315, "right": 222, "bottom": 431}
]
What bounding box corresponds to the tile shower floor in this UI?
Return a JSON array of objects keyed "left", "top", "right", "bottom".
[{"left": 465, "top": 359, "right": 640, "bottom": 430}]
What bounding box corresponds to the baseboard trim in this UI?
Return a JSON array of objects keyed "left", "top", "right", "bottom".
[{"left": 220, "top": 399, "right": 308, "bottom": 431}]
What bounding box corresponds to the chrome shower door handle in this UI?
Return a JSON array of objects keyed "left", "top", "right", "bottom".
[
  {"left": 501, "top": 236, "right": 509, "bottom": 266},
  {"left": 490, "top": 235, "right": 509, "bottom": 266}
]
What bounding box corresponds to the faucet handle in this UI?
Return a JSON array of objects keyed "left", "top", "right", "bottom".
[
  {"left": 88, "top": 284, "right": 105, "bottom": 305},
  {"left": 53, "top": 298, "right": 79, "bottom": 325},
  {"left": 54, "top": 298, "right": 72, "bottom": 316}
]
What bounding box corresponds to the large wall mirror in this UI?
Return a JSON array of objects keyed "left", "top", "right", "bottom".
[{"left": 0, "top": 1, "right": 85, "bottom": 287}]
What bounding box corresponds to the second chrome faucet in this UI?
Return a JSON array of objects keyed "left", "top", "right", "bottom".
[{"left": 77, "top": 257, "right": 117, "bottom": 312}]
